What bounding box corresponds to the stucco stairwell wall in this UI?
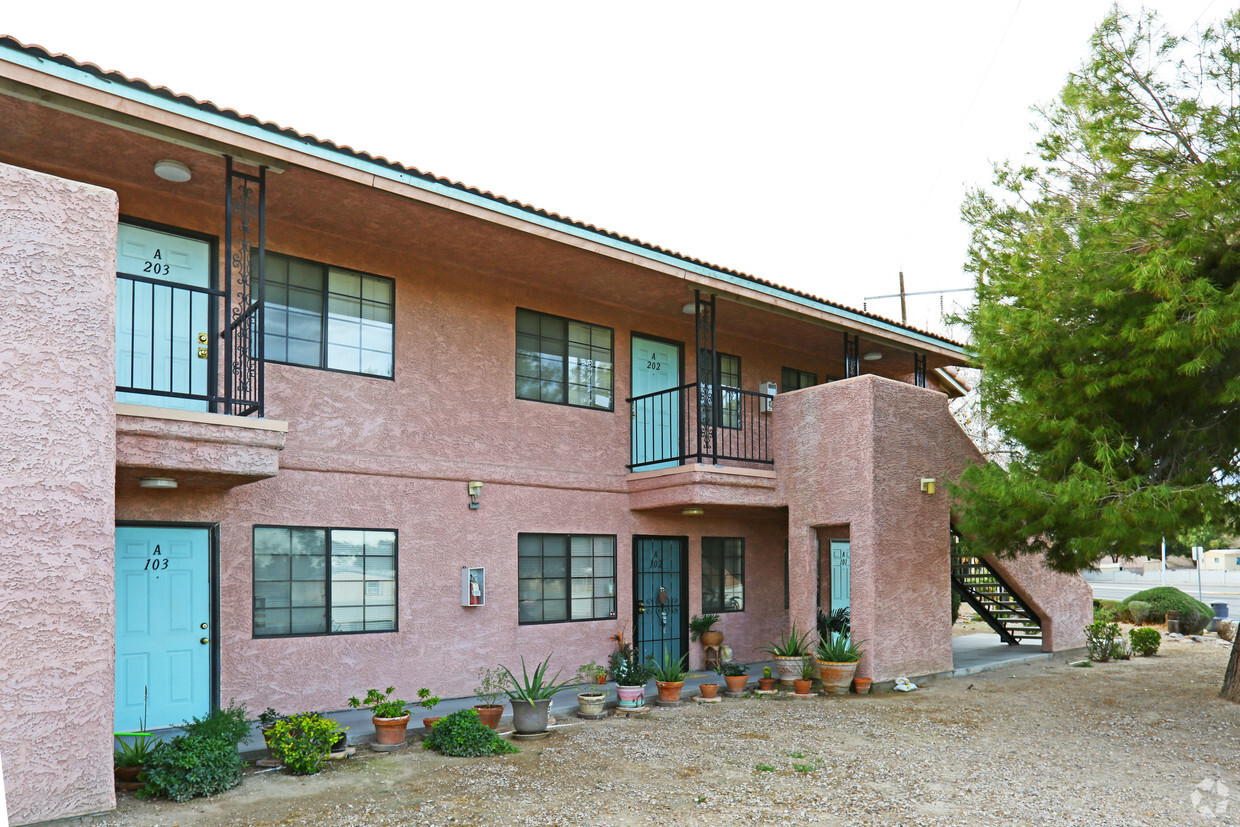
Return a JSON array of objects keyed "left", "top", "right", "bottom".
[
  {"left": 0, "top": 161, "right": 119, "bottom": 824},
  {"left": 773, "top": 375, "right": 982, "bottom": 682}
]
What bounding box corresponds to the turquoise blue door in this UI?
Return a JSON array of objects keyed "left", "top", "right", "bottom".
[
  {"left": 830, "top": 540, "right": 851, "bottom": 613},
  {"left": 631, "top": 336, "right": 681, "bottom": 470},
  {"left": 115, "top": 526, "right": 211, "bottom": 732},
  {"left": 633, "top": 537, "right": 687, "bottom": 664},
  {"left": 116, "top": 223, "right": 212, "bottom": 412}
]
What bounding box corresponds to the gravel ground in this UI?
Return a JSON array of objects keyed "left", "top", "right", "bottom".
[{"left": 103, "top": 634, "right": 1240, "bottom": 827}]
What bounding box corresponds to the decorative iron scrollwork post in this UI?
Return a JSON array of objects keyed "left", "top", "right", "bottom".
[
  {"left": 223, "top": 157, "right": 266, "bottom": 417},
  {"left": 844, "top": 333, "right": 859, "bottom": 378},
  {"left": 914, "top": 353, "right": 927, "bottom": 388},
  {"left": 694, "top": 290, "right": 718, "bottom": 464}
]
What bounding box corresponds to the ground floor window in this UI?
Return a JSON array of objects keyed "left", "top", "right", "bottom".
[
  {"left": 518, "top": 533, "right": 616, "bottom": 624},
  {"left": 702, "top": 537, "right": 745, "bottom": 612},
  {"left": 252, "top": 526, "right": 397, "bottom": 637}
]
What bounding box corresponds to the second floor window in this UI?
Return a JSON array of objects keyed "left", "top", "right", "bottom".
[
  {"left": 703, "top": 353, "right": 741, "bottom": 429},
  {"left": 515, "top": 309, "right": 613, "bottom": 410},
  {"left": 781, "top": 366, "right": 817, "bottom": 392},
  {"left": 264, "top": 252, "right": 395, "bottom": 378}
]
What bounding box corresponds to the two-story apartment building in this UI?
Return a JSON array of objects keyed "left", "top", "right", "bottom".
[{"left": 0, "top": 37, "right": 1091, "bottom": 825}]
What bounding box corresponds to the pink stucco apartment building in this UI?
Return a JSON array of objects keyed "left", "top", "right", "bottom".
[{"left": 0, "top": 37, "right": 1090, "bottom": 825}]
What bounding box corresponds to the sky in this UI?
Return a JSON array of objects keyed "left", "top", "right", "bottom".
[{"left": 3, "top": 1, "right": 1227, "bottom": 321}]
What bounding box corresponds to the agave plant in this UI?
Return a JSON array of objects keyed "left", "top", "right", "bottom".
[
  {"left": 817, "top": 631, "right": 864, "bottom": 663},
  {"left": 648, "top": 650, "right": 688, "bottom": 683},
  {"left": 500, "top": 655, "right": 575, "bottom": 701},
  {"left": 760, "top": 620, "right": 810, "bottom": 658}
]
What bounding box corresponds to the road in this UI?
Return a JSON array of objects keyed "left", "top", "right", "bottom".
[{"left": 1087, "top": 581, "right": 1240, "bottom": 620}]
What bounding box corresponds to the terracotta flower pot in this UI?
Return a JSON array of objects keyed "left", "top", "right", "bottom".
[
  {"left": 422, "top": 716, "right": 444, "bottom": 730},
  {"left": 757, "top": 677, "right": 778, "bottom": 691},
  {"left": 793, "top": 678, "right": 813, "bottom": 695},
  {"left": 656, "top": 680, "right": 684, "bottom": 702},
  {"left": 114, "top": 765, "right": 143, "bottom": 791},
  {"left": 700, "top": 630, "right": 724, "bottom": 647},
  {"left": 723, "top": 674, "right": 749, "bottom": 693},
  {"left": 818, "top": 660, "right": 859, "bottom": 695},
  {"left": 617, "top": 684, "right": 646, "bottom": 708},
  {"left": 373, "top": 714, "right": 410, "bottom": 745},
  {"left": 773, "top": 656, "right": 803, "bottom": 686},
  {"left": 473, "top": 704, "right": 504, "bottom": 729},
  {"left": 853, "top": 677, "right": 872, "bottom": 695},
  {"left": 699, "top": 682, "right": 719, "bottom": 699},
  {"left": 577, "top": 691, "right": 606, "bottom": 716}
]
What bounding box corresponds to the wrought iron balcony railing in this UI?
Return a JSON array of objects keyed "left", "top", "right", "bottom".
[{"left": 628, "top": 382, "right": 773, "bottom": 471}]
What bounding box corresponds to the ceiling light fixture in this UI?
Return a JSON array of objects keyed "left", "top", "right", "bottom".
[
  {"left": 863, "top": 351, "right": 883, "bottom": 361},
  {"left": 682, "top": 507, "right": 704, "bottom": 517},
  {"left": 153, "top": 159, "right": 192, "bottom": 183},
  {"left": 139, "top": 477, "right": 178, "bottom": 489}
]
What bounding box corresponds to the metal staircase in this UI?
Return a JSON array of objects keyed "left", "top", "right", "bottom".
[{"left": 951, "top": 555, "right": 1042, "bottom": 645}]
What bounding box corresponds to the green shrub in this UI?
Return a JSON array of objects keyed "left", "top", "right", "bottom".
[
  {"left": 140, "top": 732, "right": 243, "bottom": 802},
  {"left": 266, "top": 712, "right": 342, "bottom": 775},
  {"left": 181, "top": 700, "right": 251, "bottom": 749},
  {"left": 951, "top": 590, "right": 961, "bottom": 624},
  {"left": 1118, "top": 600, "right": 1152, "bottom": 625},
  {"left": 1084, "top": 618, "right": 1121, "bottom": 662},
  {"left": 1117, "top": 587, "right": 1213, "bottom": 632},
  {"left": 422, "top": 709, "right": 518, "bottom": 757},
  {"left": 1130, "top": 627, "right": 1161, "bottom": 656}
]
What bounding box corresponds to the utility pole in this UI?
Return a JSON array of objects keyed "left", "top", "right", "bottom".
[{"left": 898, "top": 271, "right": 907, "bottom": 324}]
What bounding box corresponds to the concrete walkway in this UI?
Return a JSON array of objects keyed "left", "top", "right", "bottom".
[{"left": 950, "top": 632, "right": 1054, "bottom": 677}]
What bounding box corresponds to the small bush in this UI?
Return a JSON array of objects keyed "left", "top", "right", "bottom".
[
  {"left": 1118, "top": 600, "right": 1152, "bottom": 625},
  {"left": 266, "top": 712, "right": 342, "bottom": 775},
  {"left": 1085, "top": 618, "right": 1121, "bottom": 662},
  {"left": 1130, "top": 627, "right": 1161, "bottom": 656},
  {"left": 1094, "top": 599, "right": 1120, "bottom": 614},
  {"left": 1117, "top": 587, "right": 1213, "bottom": 631},
  {"left": 422, "top": 709, "right": 518, "bottom": 757},
  {"left": 951, "top": 590, "right": 961, "bottom": 624},
  {"left": 182, "top": 700, "right": 251, "bottom": 749},
  {"left": 141, "top": 732, "right": 243, "bottom": 802}
]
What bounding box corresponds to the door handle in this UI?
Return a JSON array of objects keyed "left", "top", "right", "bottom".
[
  {"left": 636, "top": 599, "right": 645, "bottom": 614},
  {"left": 200, "top": 637, "right": 210, "bottom": 645}
]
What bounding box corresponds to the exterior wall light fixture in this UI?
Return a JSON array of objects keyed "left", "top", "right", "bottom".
[
  {"left": 920, "top": 478, "right": 936, "bottom": 495},
  {"left": 139, "top": 477, "right": 177, "bottom": 489},
  {"left": 467, "top": 480, "right": 482, "bottom": 509},
  {"left": 681, "top": 302, "right": 698, "bottom": 314},
  {"left": 863, "top": 351, "right": 883, "bottom": 361},
  {"left": 153, "top": 159, "right": 193, "bottom": 182}
]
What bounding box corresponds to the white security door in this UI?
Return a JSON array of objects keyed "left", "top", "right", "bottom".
[{"left": 116, "top": 223, "right": 212, "bottom": 411}]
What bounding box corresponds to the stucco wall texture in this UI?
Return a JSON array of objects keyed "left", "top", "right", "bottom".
[{"left": 0, "top": 161, "right": 118, "bottom": 825}]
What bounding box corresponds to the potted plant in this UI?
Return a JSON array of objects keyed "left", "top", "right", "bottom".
[
  {"left": 414, "top": 688, "right": 444, "bottom": 728},
  {"left": 760, "top": 621, "right": 810, "bottom": 686},
  {"left": 719, "top": 661, "right": 749, "bottom": 693},
  {"left": 609, "top": 638, "right": 653, "bottom": 709},
  {"left": 348, "top": 686, "right": 434, "bottom": 745},
  {"left": 649, "top": 651, "right": 688, "bottom": 703},
  {"left": 699, "top": 681, "right": 720, "bottom": 699},
  {"left": 817, "top": 632, "right": 864, "bottom": 694},
  {"left": 472, "top": 667, "right": 507, "bottom": 729},
  {"left": 257, "top": 707, "right": 287, "bottom": 755},
  {"left": 574, "top": 660, "right": 608, "bottom": 716},
  {"left": 793, "top": 655, "right": 816, "bottom": 695},
  {"left": 758, "top": 666, "right": 777, "bottom": 691},
  {"left": 689, "top": 613, "right": 723, "bottom": 648},
  {"left": 113, "top": 730, "right": 157, "bottom": 791},
  {"left": 501, "top": 654, "right": 575, "bottom": 735}
]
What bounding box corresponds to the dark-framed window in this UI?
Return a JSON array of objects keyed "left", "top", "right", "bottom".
[
  {"left": 702, "top": 537, "right": 744, "bottom": 613},
  {"left": 264, "top": 252, "right": 395, "bottom": 378},
  {"left": 781, "top": 366, "right": 817, "bottom": 392},
  {"left": 517, "top": 533, "right": 616, "bottom": 624},
  {"left": 253, "top": 526, "right": 397, "bottom": 637},
  {"left": 515, "top": 309, "right": 614, "bottom": 410},
  {"left": 703, "top": 352, "right": 741, "bottom": 428}
]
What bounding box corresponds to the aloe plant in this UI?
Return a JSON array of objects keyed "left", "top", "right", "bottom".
[
  {"left": 500, "top": 655, "right": 574, "bottom": 702},
  {"left": 760, "top": 621, "right": 810, "bottom": 658},
  {"left": 648, "top": 650, "right": 687, "bottom": 683},
  {"left": 817, "top": 632, "right": 864, "bottom": 663}
]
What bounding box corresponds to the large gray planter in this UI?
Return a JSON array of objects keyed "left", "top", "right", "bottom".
[{"left": 511, "top": 698, "right": 552, "bottom": 734}]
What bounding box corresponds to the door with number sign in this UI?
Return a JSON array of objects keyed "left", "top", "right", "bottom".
[
  {"left": 632, "top": 536, "right": 688, "bottom": 665},
  {"left": 114, "top": 526, "right": 211, "bottom": 732},
  {"left": 631, "top": 335, "right": 682, "bottom": 470},
  {"left": 830, "top": 540, "right": 851, "bottom": 614},
  {"left": 116, "top": 223, "right": 213, "bottom": 411}
]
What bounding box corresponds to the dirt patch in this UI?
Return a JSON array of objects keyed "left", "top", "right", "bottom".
[{"left": 101, "top": 635, "right": 1240, "bottom": 826}]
